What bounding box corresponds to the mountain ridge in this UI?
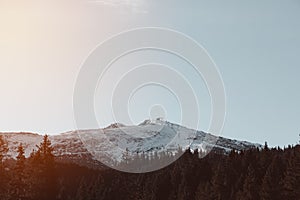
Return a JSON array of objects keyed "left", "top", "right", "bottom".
[{"left": 0, "top": 120, "right": 262, "bottom": 168}]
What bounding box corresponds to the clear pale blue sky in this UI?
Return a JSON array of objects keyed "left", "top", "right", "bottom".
[{"left": 0, "top": 0, "right": 299, "bottom": 146}]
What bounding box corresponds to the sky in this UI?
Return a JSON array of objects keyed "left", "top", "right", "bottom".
[{"left": 0, "top": 0, "right": 300, "bottom": 147}]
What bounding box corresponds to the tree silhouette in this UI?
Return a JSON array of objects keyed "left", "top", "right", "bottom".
[
  {"left": 0, "top": 135, "right": 9, "bottom": 200},
  {"left": 283, "top": 145, "right": 300, "bottom": 199},
  {"left": 9, "top": 144, "right": 27, "bottom": 200},
  {"left": 29, "top": 135, "right": 57, "bottom": 200},
  {"left": 237, "top": 165, "right": 260, "bottom": 200},
  {"left": 1, "top": 136, "right": 300, "bottom": 200},
  {"left": 260, "top": 155, "right": 284, "bottom": 200},
  {"left": 0, "top": 135, "right": 8, "bottom": 164}
]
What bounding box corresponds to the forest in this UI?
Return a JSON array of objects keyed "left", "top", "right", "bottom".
[{"left": 0, "top": 135, "right": 299, "bottom": 200}]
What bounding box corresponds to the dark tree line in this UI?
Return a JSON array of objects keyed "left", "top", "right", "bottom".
[
  {"left": 0, "top": 135, "right": 57, "bottom": 200},
  {"left": 0, "top": 135, "right": 299, "bottom": 200}
]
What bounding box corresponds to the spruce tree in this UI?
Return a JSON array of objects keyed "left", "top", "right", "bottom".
[
  {"left": 283, "top": 145, "right": 300, "bottom": 199},
  {"left": 237, "top": 165, "right": 260, "bottom": 200},
  {"left": 29, "top": 135, "right": 57, "bottom": 200},
  {"left": 0, "top": 135, "right": 8, "bottom": 164},
  {"left": 9, "top": 144, "right": 27, "bottom": 200},
  {"left": 0, "top": 135, "right": 9, "bottom": 200},
  {"left": 260, "top": 155, "right": 284, "bottom": 200},
  {"left": 210, "top": 162, "right": 228, "bottom": 200}
]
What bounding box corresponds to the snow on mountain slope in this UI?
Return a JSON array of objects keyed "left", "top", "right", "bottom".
[
  {"left": 0, "top": 132, "right": 43, "bottom": 158},
  {"left": 0, "top": 120, "right": 262, "bottom": 166}
]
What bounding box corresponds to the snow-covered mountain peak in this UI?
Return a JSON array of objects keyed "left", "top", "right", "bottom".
[
  {"left": 1, "top": 120, "right": 262, "bottom": 169},
  {"left": 138, "top": 117, "right": 166, "bottom": 126},
  {"left": 104, "top": 123, "right": 126, "bottom": 130}
]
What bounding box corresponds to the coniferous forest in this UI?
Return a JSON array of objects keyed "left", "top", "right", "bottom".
[{"left": 0, "top": 135, "right": 300, "bottom": 200}]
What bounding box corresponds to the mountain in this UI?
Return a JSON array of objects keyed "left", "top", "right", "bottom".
[{"left": 0, "top": 119, "right": 262, "bottom": 169}]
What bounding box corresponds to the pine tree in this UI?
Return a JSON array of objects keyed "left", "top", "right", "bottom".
[
  {"left": 209, "top": 162, "right": 229, "bottom": 200},
  {"left": 0, "top": 135, "right": 9, "bottom": 200},
  {"left": 28, "top": 135, "right": 57, "bottom": 200},
  {"left": 283, "top": 145, "right": 300, "bottom": 199},
  {"left": 16, "top": 144, "right": 26, "bottom": 170},
  {"left": 9, "top": 144, "right": 27, "bottom": 200},
  {"left": 38, "top": 135, "right": 54, "bottom": 166},
  {"left": 0, "top": 135, "right": 8, "bottom": 164},
  {"left": 260, "top": 155, "right": 284, "bottom": 200},
  {"left": 237, "top": 165, "right": 260, "bottom": 200}
]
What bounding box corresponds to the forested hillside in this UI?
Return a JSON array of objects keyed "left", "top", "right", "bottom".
[{"left": 0, "top": 135, "right": 299, "bottom": 200}]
